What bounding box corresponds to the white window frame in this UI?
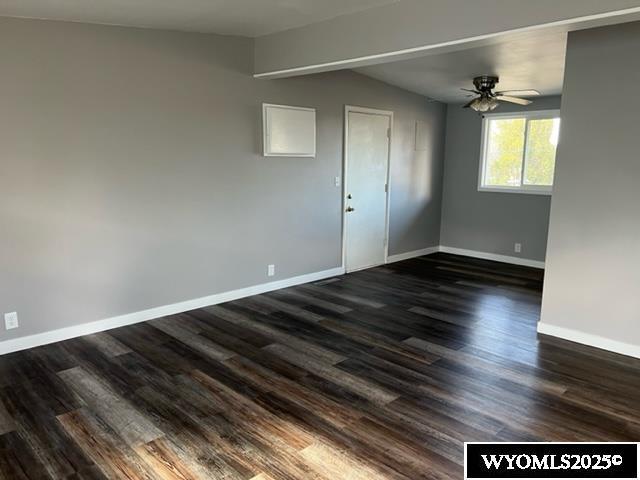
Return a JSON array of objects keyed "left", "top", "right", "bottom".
[{"left": 478, "top": 109, "right": 560, "bottom": 195}]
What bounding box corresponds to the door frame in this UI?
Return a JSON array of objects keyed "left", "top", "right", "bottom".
[{"left": 341, "top": 105, "right": 394, "bottom": 273}]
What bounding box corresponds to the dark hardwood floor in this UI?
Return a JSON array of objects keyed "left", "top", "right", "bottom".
[{"left": 1, "top": 253, "right": 639, "bottom": 479}]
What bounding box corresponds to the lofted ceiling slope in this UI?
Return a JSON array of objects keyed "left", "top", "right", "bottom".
[{"left": 0, "top": 0, "right": 398, "bottom": 37}]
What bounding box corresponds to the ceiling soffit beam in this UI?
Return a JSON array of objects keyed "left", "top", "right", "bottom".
[{"left": 253, "top": 0, "right": 640, "bottom": 79}]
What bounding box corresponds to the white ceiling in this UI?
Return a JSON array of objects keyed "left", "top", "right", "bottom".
[
  {"left": 355, "top": 31, "right": 568, "bottom": 103},
  {"left": 0, "top": 0, "right": 398, "bottom": 37}
]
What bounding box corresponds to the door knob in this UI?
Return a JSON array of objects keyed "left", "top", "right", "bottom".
[{"left": 346, "top": 206, "right": 355, "bottom": 212}]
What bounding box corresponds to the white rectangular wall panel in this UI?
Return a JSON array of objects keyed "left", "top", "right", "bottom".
[{"left": 263, "top": 103, "right": 316, "bottom": 157}]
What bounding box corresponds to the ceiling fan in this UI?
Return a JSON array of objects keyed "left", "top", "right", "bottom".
[{"left": 462, "top": 76, "right": 540, "bottom": 112}]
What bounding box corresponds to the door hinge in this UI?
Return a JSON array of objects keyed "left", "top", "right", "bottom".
[
  {"left": 384, "top": 183, "right": 388, "bottom": 193},
  {"left": 387, "top": 128, "right": 391, "bottom": 139}
]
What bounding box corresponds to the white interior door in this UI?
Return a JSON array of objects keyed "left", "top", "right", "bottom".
[{"left": 344, "top": 107, "right": 391, "bottom": 273}]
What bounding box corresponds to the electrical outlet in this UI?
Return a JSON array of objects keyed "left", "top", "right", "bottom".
[
  {"left": 514, "top": 243, "right": 522, "bottom": 253},
  {"left": 267, "top": 264, "right": 275, "bottom": 277},
  {"left": 334, "top": 176, "right": 341, "bottom": 187},
  {"left": 4, "top": 312, "right": 19, "bottom": 330}
]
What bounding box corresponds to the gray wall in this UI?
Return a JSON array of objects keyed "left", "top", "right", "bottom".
[
  {"left": 440, "top": 96, "right": 560, "bottom": 262},
  {"left": 540, "top": 22, "right": 640, "bottom": 348},
  {"left": 0, "top": 16, "right": 446, "bottom": 342}
]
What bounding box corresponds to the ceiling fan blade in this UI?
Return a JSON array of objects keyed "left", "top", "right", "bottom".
[
  {"left": 461, "top": 88, "right": 480, "bottom": 93},
  {"left": 495, "top": 89, "right": 541, "bottom": 96},
  {"left": 497, "top": 95, "right": 532, "bottom": 106}
]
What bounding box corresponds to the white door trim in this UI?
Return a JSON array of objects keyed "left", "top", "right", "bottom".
[{"left": 342, "top": 105, "right": 393, "bottom": 273}]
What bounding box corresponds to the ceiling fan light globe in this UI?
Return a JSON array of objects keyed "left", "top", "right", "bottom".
[
  {"left": 469, "top": 99, "right": 482, "bottom": 112},
  {"left": 470, "top": 96, "right": 497, "bottom": 112}
]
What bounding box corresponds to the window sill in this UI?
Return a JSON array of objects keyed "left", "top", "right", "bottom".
[{"left": 478, "top": 186, "right": 552, "bottom": 196}]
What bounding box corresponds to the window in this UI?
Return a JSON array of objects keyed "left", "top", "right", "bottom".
[{"left": 478, "top": 110, "right": 560, "bottom": 194}]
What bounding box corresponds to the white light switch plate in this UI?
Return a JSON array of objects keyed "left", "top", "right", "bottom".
[{"left": 4, "top": 312, "right": 19, "bottom": 330}]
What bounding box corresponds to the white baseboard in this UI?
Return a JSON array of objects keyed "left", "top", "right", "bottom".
[
  {"left": 438, "top": 246, "right": 545, "bottom": 269},
  {"left": 0, "top": 266, "right": 345, "bottom": 356},
  {"left": 385, "top": 245, "right": 545, "bottom": 268},
  {"left": 0, "top": 245, "right": 545, "bottom": 356},
  {"left": 386, "top": 246, "right": 439, "bottom": 263},
  {"left": 537, "top": 322, "right": 640, "bottom": 359}
]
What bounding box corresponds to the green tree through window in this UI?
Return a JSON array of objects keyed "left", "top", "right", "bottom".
[
  {"left": 485, "top": 118, "right": 526, "bottom": 186},
  {"left": 480, "top": 112, "right": 560, "bottom": 193},
  {"left": 524, "top": 118, "right": 560, "bottom": 186}
]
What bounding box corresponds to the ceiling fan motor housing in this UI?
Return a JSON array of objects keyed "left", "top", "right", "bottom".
[{"left": 473, "top": 75, "right": 499, "bottom": 94}]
